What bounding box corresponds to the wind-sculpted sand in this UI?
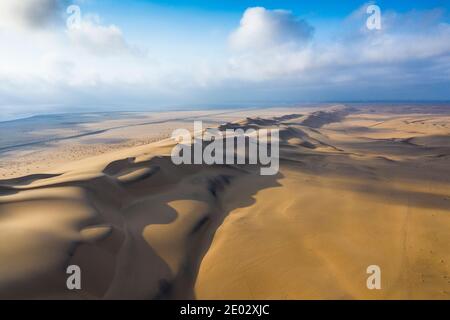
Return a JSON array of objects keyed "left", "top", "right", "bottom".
[{"left": 0, "top": 105, "right": 449, "bottom": 299}]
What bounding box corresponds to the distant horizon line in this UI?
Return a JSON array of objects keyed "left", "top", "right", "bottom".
[{"left": 1, "top": 100, "right": 450, "bottom": 124}]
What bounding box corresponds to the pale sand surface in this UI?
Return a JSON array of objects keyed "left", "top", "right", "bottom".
[
  {"left": 0, "top": 104, "right": 449, "bottom": 299},
  {"left": 0, "top": 107, "right": 317, "bottom": 179}
]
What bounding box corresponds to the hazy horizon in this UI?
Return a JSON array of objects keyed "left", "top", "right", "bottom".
[{"left": 2, "top": 100, "right": 450, "bottom": 123}]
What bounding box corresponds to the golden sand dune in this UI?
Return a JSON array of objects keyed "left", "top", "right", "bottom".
[{"left": 0, "top": 106, "right": 449, "bottom": 299}]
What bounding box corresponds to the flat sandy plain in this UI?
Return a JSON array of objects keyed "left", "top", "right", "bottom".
[{"left": 0, "top": 104, "right": 449, "bottom": 299}]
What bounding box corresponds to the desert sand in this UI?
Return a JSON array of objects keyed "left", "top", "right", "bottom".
[{"left": 0, "top": 104, "right": 449, "bottom": 299}]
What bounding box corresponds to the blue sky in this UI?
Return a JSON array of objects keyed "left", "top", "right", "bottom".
[
  {"left": 82, "top": 0, "right": 450, "bottom": 39},
  {"left": 87, "top": 0, "right": 450, "bottom": 15},
  {"left": 0, "top": 0, "right": 449, "bottom": 116},
  {"left": 82, "top": 0, "right": 450, "bottom": 30}
]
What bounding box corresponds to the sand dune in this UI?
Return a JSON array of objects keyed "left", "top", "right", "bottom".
[{"left": 0, "top": 105, "right": 449, "bottom": 299}]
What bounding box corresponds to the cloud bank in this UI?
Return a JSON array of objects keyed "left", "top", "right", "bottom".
[
  {"left": 226, "top": 6, "right": 450, "bottom": 84},
  {"left": 0, "top": 2, "right": 449, "bottom": 114}
]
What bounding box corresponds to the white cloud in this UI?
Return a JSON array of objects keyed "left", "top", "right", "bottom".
[
  {"left": 229, "top": 7, "right": 314, "bottom": 52},
  {"left": 225, "top": 5, "right": 450, "bottom": 86},
  {"left": 66, "top": 15, "right": 130, "bottom": 55},
  {"left": 0, "top": 0, "right": 155, "bottom": 110}
]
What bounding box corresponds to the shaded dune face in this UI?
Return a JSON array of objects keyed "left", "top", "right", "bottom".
[
  {"left": 0, "top": 106, "right": 449, "bottom": 299},
  {"left": 0, "top": 141, "right": 282, "bottom": 299}
]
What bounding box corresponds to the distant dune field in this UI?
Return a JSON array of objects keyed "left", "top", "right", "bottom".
[{"left": 0, "top": 105, "right": 449, "bottom": 299}]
